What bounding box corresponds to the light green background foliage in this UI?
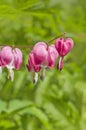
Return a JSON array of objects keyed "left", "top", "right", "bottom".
[{"left": 0, "top": 0, "right": 86, "bottom": 130}]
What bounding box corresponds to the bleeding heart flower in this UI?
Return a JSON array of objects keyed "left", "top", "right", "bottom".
[
  {"left": 27, "top": 42, "right": 48, "bottom": 83},
  {"left": 26, "top": 37, "right": 74, "bottom": 82},
  {"left": 0, "top": 46, "right": 22, "bottom": 81},
  {"left": 32, "top": 42, "right": 49, "bottom": 82},
  {"left": 27, "top": 42, "right": 48, "bottom": 82},
  {"left": 0, "top": 46, "right": 14, "bottom": 67},
  {"left": 27, "top": 42, "right": 59, "bottom": 82},
  {"left": 0, "top": 46, "right": 14, "bottom": 78},
  {"left": 26, "top": 51, "right": 41, "bottom": 83},
  {"left": 55, "top": 38, "right": 74, "bottom": 57},
  {"left": 55, "top": 38, "right": 74, "bottom": 71}
]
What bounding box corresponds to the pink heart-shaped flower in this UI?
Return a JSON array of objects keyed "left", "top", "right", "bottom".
[{"left": 55, "top": 38, "right": 74, "bottom": 57}]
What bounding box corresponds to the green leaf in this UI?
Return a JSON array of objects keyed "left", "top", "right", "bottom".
[
  {"left": 0, "top": 100, "right": 7, "bottom": 113},
  {"left": 7, "top": 99, "right": 33, "bottom": 113},
  {"left": 0, "top": 120, "right": 15, "bottom": 128}
]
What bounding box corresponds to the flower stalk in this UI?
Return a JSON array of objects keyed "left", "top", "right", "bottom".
[
  {"left": 0, "top": 32, "right": 66, "bottom": 49},
  {"left": 0, "top": 32, "right": 74, "bottom": 83}
]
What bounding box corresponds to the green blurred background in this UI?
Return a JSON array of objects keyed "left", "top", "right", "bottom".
[{"left": 0, "top": 0, "right": 86, "bottom": 130}]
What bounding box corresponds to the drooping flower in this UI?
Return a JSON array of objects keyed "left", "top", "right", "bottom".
[
  {"left": 27, "top": 42, "right": 48, "bottom": 83},
  {"left": 32, "top": 42, "right": 48, "bottom": 81},
  {"left": 26, "top": 52, "right": 40, "bottom": 83},
  {"left": 26, "top": 42, "right": 59, "bottom": 82},
  {"left": 55, "top": 38, "right": 74, "bottom": 70},
  {"left": 55, "top": 38, "right": 74, "bottom": 57},
  {"left": 0, "top": 46, "right": 22, "bottom": 81},
  {"left": 0, "top": 46, "right": 14, "bottom": 67}
]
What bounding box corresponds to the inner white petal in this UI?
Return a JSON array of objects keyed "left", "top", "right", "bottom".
[
  {"left": 8, "top": 68, "right": 14, "bottom": 81},
  {"left": 34, "top": 72, "right": 38, "bottom": 83},
  {"left": 32, "top": 72, "right": 38, "bottom": 84}
]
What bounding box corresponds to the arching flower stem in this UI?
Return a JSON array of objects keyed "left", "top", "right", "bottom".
[
  {"left": 0, "top": 32, "right": 66, "bottom": 49},
  {"left": 47, "top": 32, "right": 66, "bottom": 44}
]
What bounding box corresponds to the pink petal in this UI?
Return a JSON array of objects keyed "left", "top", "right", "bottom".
[
  {"left": 33, "top": 42, "right": 48, "bottom": 65},
  {"left": 13, "top": 48, "right": 22, "bottom": 70},
  {"left": 0, "top": 46, "right": 14, "bottom": 66},
  {"left": 47, "top": 45, "right": 59, "bottom": 68},
  {"left": 27, "top": 52, "right": 41, "bottom": 72}
]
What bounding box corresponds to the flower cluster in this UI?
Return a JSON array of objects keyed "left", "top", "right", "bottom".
[
  {"left": 0, "top": 36, "right": 74, "bottom": 83},
  {"left": 0, "top": 46, "right": 22, "bottom": 81},
  {"left": 26, "top": 42, "right": 58, "bottom": 83},
  {"left": 27, "top": 38, "right": 74, "bottom": 83}
]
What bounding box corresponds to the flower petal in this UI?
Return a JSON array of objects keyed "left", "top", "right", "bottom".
[
  {"left": 13, "top": 48, "right": 22, "bottom": 70},
  {"left": 48, "top": 45, "right": 59, "bottom": 68},
  {"left": 33, "top": 42, "right": 48, "bottom": 65}
]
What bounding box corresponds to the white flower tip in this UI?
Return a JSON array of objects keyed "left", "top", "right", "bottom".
[
  {"left": 8, "top": 69, "right": 14, "bottom": 81},
  {"left": 40, "top": 68, "right": 45, "bottom": 81},
  {"left": 32, "top": 72, "right": 38, "bottom": 84}
]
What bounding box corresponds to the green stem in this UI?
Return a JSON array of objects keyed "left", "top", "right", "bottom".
[{"left": 0, "top": 32, "right": 66, "bottom": 48}]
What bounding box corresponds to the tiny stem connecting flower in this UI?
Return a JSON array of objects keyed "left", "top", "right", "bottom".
[{"left": 47, "top": 32, "right": 66, "bottom": 44}]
